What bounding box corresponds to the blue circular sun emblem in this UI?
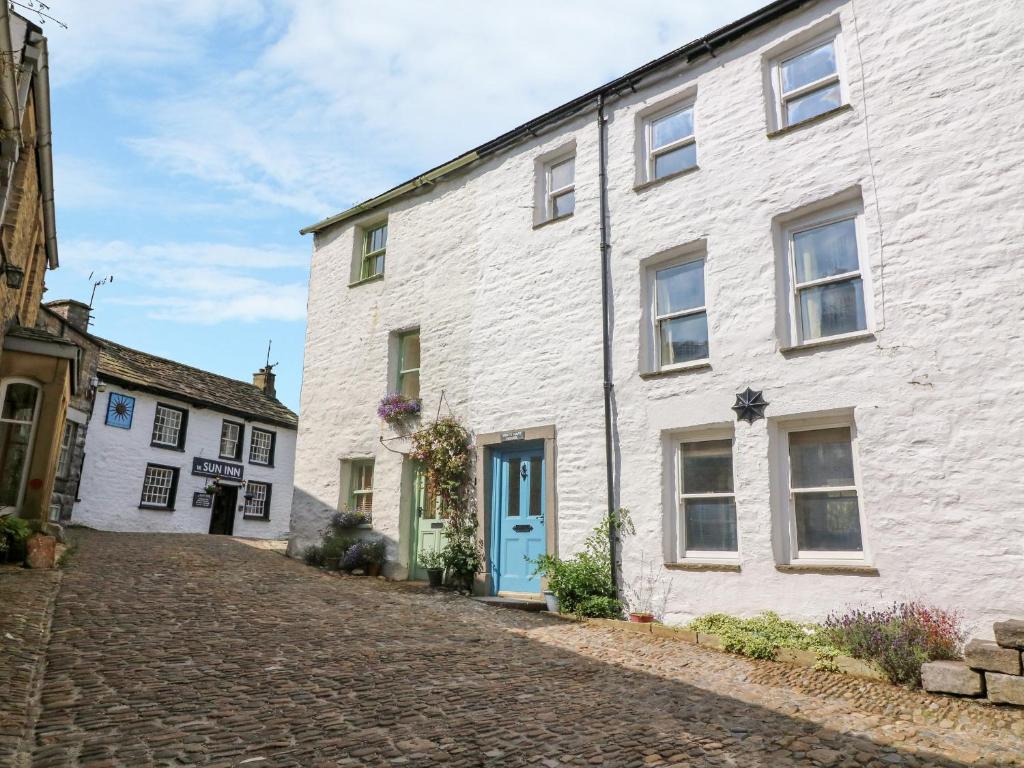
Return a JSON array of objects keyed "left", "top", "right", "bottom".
[{"left": 106, "top": 392, "right": 135, "bottom": 429}]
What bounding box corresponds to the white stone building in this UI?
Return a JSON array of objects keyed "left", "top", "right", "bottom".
[
  {"left": 290, "top": 0, "right": 1024, "bottom": 634},
  {"left": 74, "top": 340, "right": 297, "bottom": 538}
]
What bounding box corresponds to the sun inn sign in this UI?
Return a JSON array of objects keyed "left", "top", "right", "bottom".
[{"left": 191, "top": 457, "right": 244, "bottom": 481}]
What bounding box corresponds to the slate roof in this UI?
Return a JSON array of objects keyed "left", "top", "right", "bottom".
[
  {"left": 6, "top": 324, "right": 80, "bottom": 348},
  {"left": 97, "top": 338, "right": 298, "bottom": 429}
]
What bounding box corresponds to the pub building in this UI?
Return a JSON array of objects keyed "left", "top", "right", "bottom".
[{"left": 70, "top": 337, "right": 296, "bottom": 538}]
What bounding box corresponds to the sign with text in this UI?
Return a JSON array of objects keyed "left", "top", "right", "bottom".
[
  {"left": 192, "top": 492, "right": 213, "bottom": 508},
  {"left": 191, "top": 457, "right": 244, "bottom": 481},
  {"left": 500, "top": 430, "right": 526, "bottom": 442}
]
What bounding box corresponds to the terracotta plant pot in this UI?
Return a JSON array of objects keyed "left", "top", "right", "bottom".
[
  {"left": 426, "top": 568, "right": 443, "bottom": 588},
  {"left": 365, "top": 562, "right": 381, "bottom": 578},
  {"left": 629, "top": 612, "right": 655, "bottom": 624}
]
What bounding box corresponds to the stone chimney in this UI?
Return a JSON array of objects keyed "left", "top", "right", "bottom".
[
  {"left": 252, "top": 365, "right": 277, "bottom": 398},
  {"left": 45, "top": 299, "right": 91, "bottom": 334}
]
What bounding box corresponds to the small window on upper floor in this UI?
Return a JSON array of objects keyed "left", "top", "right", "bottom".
[
  {"left": 545, "top": 155, "right": 575, "bottom": 220},
  {"left": 770, "top": 30, "right": 846, "bottom": 130},
  {"left": 397, "top": 330, "right": 420, "bottom": 400},
  {"left": 151, "top": 403, "right": 188, "bottom": 450},
  {"left": 359, "top": 221, "right": 387, "bottom": 281},
  {"left": 643, "top": 102, "right": 696, "bottom": 183},
  {"left": 248, "top": 427, "right": 276, "bottom": 466}
]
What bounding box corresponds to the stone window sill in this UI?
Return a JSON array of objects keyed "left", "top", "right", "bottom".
[
  {"left": 776, "top": 563, "right": 879, "bottom": 576},
  {"left": 767, "top": 104, "right": 854, "bottom": 139},
  {"left": 348, "top": 273, "right": 384, "bottom": 289},
  {"left": 532, "top": 212, "right": 574, "bottom": 230},
  {"left": 138, "top": 505, "right": 174, "bottom": 512},
  {"left": 780, "top": 330, "right": 874, "bottom": 356},
  {"left": 634, "top": 165, "right": 700, "bottom": 193},
  {"left": 665, "top": 561, "right": 741, "bottom": 573},
  {"left": 639, "top": 360, "right": 711, "bottom": 379}
]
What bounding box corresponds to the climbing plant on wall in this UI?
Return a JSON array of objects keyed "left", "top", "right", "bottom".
[{"left": 409, "top": 416, "right": 479, "bottom": 587}]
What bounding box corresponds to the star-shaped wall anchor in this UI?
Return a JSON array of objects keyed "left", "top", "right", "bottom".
[{"left": 732, "top": 387, "right": 768, "bottom": 424}]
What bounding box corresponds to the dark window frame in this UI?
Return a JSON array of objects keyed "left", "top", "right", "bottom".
[
  {"left": 138, "top": 462, "right": 180, "bottom": 511},
  {"left": 150, "top": 402, "right": 189, "bottom": 451},
  {"left": 248, "top": 427, "right": 276, "bottom": 467},
  {"left": 242, "top": 480, "right": 273, "bottom": 520},
  {"left": 219, "top": 419, "right": 245, "bottom": 461}
]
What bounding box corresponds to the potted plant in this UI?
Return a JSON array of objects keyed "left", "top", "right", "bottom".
[
  {"left": 362, "top": 538, "right": 386, "bottom": 577},
  {"left": 330, "top": 508, "right": 369, "bottom": 530},
  {"left": 418, "top": 549, "right": 445, "bottom": 587},
  {"left": 531, "top": 553, "right": 563, "bottom": 613},
  {"left": 0, "top": 514, "right": 31, "bottom": 565},
  {"left": 625, "top": 553, "right": 670, "bottom": 624}
]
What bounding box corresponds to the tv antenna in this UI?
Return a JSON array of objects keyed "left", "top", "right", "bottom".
[
  {"left": 87, "top": 272, "right": 114, "bottom": 309},
  {"left": 264, "top": 339, "right": 278, "bottom": 371}
]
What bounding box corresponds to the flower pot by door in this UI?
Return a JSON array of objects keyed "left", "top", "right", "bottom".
[
  {"left": 366, "top": 562, "right": 381, "bottom": 578},
  {"left": 629, "top": 612, "right": 655, "bottom": 624},
  {"left": 543, "top": 590, "right": 560, "bottom": 613},
  {"left": 426, "top": 568, "right": 443, "bottom": 588}
]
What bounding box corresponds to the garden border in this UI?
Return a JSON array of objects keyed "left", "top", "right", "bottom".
[{"left": 582, "top": 617, "right": 887, "bottom": 681}]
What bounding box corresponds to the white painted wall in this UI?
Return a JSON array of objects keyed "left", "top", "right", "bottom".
[
  {"left": 292, "top": 0, "right": 1024, "bottom": 636},
  {"left": 74, "top": 383, "right": 295, "bottom": 539}
]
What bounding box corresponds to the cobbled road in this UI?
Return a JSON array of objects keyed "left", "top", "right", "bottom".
[{"left": 13, "top": 530, "right": 1024, "bottom": 767}]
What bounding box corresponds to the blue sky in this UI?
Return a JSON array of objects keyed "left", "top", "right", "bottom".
[{"left": 42, "top": 0, "right": 765, "bottom": 410}]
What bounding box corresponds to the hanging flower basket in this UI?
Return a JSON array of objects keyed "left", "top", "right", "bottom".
[{"left": 377, "top": 393, "right": 421, "bottom": 426}]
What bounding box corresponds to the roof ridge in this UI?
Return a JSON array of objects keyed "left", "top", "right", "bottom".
[{"left": 96, "top": 336, "right": 281, "bottom": 402}]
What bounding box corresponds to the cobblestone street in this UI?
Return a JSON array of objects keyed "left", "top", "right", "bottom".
[{"left": 3, "top": 530, "right": 1023, "bottom": 767}]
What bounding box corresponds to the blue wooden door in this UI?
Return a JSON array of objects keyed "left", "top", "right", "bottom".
[{"left": 491, "top": 445, "right": 546, "bottom": 593}]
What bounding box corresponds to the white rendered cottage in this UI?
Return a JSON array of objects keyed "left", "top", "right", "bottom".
[
  {"left": 73, "top": 339, "right": 296, "bottom": 538},
  {"left": 290, "top": 0, "right": 1024, "bottom": 635}
]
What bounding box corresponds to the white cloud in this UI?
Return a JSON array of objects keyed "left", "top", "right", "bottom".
[
  {"left": 50, "top": 0, "right": 767, "bottom": 222},
  {"left": 58, "top": 239, "right": 308, "bottom": 324}
]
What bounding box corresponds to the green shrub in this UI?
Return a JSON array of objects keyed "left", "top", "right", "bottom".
[
  {"left": 0, "top": 515, "right": 31, "bottom": 564},
  {"left": 302, "top": 544, "right": 325, "bottom": 567},
  {"left": 417, "top": 549, "right": 445, "bottom": 570},
  {"left": 686, "top": 612, "right": 841, "bottom": 665},
  {"left": 532, "top": 509, "right": 632, "bottom": 618}
]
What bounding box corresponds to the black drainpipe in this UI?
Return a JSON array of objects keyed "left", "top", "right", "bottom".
[{"left": 596, "top": 93, "right": 618, "bottom": 591}]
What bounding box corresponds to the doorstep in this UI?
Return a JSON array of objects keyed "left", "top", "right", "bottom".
[{"left": 473, "top": 595, "right": 546, "bottom": 612}]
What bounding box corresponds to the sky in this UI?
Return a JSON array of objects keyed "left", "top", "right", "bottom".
[{"left": 40, "top": 0, "right": 767, "bottom": 411}]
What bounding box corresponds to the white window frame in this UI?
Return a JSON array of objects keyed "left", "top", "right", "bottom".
[
  {"left": 151, "top": 403, "right": 185, "bottom": 449},
  {"left": 0, "top": 378, "right": 41, "bottom": 512},
  {"left": 645, "top": 248, "right": 710, "bottom": 373},
  {"left": 771, "top": 29, "right": 847, "bottom": 130},
  {"left": 219, "top": 420, "right": 242, "bottom": 460},
  {"left": 248, "top": 428, "right": 274, "bottom": 466},
  {"left": 56, "top": 420, "right": 76, "bottom": 479},
  {"left": 783, "top": 199, "right": 872, "bottom": 347},
  {"left": 242, "top": 480, "right": 270, "bottom": 520},
  {"left": 675, "top": 434, "right": 739, "bottom": 561},
  {"left": 140, "top": 464, "right": 177, "bottom": 509},
  {"left": 544, "top": 155, "right": 575, "bottom": 221},
  {"left": 644, "top": 100, "right": 697, "bottom": 183},
  {"left": 780, "top": 416, "right": 868, "bottom": 564}
]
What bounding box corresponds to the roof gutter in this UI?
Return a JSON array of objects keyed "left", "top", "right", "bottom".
[
  {"left": 30, "top": 33, "right": 57, "bottom": 268},
  {"left": 300, "top": 0, "right": 812, "bottom": 236}
]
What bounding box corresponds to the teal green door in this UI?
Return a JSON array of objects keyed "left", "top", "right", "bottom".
[{"left": 409, "top": 464, "right": 447, "bottom": 581}]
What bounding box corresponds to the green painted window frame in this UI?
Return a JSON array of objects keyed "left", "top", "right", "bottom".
[
  {"left": 361, "top": 222, "right": 388, "bottom": 280},
  {"left": 350, "top": 459, "right": 374, "bottom": 516},
  {"left": 397, "top": 330, "right": 420, "bottom": 400}
]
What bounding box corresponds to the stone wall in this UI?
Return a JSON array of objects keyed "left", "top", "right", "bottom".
[
  {"left": 923, "top": 620, "right": 1024, "bottom": 706},
  {"left": 292, "top": 0, "right": 1024, "bottom": 634}
]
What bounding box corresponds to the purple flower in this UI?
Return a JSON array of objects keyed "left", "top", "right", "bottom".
[{"left": 377, "top": 393, "right": 422, "bottom": 424}]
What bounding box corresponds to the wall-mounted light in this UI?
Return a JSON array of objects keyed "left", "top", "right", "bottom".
[{"left": 2, "top": 261, "right": 24, "bottom": 289}]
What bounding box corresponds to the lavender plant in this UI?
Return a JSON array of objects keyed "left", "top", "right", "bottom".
[{"left": 823, "top": 602, "right": 965, "bottom": 686}]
